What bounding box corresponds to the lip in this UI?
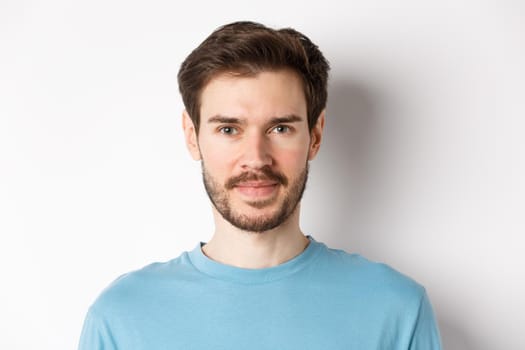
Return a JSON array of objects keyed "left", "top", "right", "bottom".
[
  {"left": 235, "top": 181, "right": 278, "bottom": 187},
  {"left": 234, "top": 182, "right": 279, "bottom": 197}
]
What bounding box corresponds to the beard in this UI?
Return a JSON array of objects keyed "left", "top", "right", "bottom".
[{"left": 202, "top": 163, "right": 309, "bottom": 233}]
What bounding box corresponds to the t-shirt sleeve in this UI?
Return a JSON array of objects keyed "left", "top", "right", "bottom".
[
  {"left": 78, "top": 308, "right": 117, "bottom": 350},
  {"left": 408, "top": 291, "right": 442, "bottom": 350}
]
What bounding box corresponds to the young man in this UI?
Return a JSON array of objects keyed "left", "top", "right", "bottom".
[{"left": 79, "top": 21, "right": 442, "bottom": 349}]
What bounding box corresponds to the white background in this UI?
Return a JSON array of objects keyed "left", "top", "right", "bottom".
[{"left": 1, "top": 1, "right": 524, "bottom": 349}]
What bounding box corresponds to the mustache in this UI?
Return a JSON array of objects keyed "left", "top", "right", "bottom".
[{"left": 225, "top": 166, "right": 288, "bottom": 189}]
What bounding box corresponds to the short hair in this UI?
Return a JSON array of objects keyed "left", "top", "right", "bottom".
[{"left": 177, "top": 21, "right": 330, "bottom": 132}]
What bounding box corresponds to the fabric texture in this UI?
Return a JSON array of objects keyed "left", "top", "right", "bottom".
[{"left": 79, "top": 236, "right": 442, "bottom": 349}]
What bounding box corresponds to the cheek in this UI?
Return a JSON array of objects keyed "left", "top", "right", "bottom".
[
  {"left": 276, "top": 147, "right": 309, "bottom": 172},
  {"left": 272, "top": 133, "right": 311, "bottom": 162},
  {"left": 199, "top": 142, "right": 234, "bottom": 176}
]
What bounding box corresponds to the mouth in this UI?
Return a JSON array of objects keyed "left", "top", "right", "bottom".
[{"left": 234, "top": 181, "right": 279, "bottom": 198}]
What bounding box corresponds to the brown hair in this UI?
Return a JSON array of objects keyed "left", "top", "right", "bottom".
[{"left": 177, "top": 21, "right": 330, "bottom": 132}]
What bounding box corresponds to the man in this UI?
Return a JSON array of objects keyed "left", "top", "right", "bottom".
[{"left": 79, "top": 21, "right": 442, "bottom": 349}]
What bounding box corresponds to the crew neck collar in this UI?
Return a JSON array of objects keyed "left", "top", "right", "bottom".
[{"left": 187, "top": 235, "right": 322, "bottom": 284}]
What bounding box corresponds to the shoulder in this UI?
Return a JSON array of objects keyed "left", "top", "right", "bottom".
[
  {"left": 310, "top": 241, "right": 441, "bottom": 348},
  {"left": 313, "top": 242, "right": 426, "bottom": 304},
  {"left": 88, "top": 251, "right": 196, "bottom": 316}
]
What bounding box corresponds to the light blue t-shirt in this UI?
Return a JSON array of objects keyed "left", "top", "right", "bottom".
[{"left": 79, "top": 237, "right": 442, "bottom": 349}]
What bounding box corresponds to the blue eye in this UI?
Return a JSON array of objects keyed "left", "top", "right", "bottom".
[
  {"left": 272, "top": 125, "right": 290, "bottom": 133},
  {"left": 219, "top": 126, "right": 238, "bottom": 135}
]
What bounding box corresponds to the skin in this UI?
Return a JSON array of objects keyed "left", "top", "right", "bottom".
[{"left": 182, "top": 69, "right": 325, "bottom": 269}]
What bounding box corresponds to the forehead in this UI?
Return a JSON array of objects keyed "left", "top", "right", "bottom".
[{"left": 199, "top": 69, "right": 307, "bottom": 123}]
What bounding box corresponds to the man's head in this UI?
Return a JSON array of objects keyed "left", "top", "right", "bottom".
[
  {"left": 178, "top": 22, "right": 329, "bottom": 233},
  {"left": 177, "top": 21, "right": 330, "bottom": 133}
]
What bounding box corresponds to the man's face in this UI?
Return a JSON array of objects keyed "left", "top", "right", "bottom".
[{"left": 183, "top": 69, "right": 324, "bottom": 232}]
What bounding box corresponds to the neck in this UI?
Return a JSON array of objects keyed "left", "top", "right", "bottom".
[{"left": 202, "top": 207, "right": 309, "bottom": 269}]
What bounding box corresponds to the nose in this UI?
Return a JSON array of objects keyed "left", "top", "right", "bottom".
[{"left": 239, "top": 133, "right": 273, "bottom": 170}]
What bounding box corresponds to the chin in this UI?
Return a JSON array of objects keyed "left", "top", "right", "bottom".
[{"left": 225, "top": 204, "right": 295, "bottom": 233}]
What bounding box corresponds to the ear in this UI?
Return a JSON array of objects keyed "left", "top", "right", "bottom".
[
  {"left": 182, "top": 110, "right": 201, "bottom": 160},
  {"left": 308, "top": 110, "right": 325, "bottom": 160}
]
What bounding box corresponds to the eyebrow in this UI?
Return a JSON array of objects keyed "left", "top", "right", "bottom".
[{"left": 207, "top": 114, "right": 304, "bottom": 125}]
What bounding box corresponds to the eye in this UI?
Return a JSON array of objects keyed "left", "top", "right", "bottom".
[
  {"left": 219, "top": 126, "right": 238, "bottom": 135},
  {"left": 271, "top": 125, "right": 291, "bottom": 134}
]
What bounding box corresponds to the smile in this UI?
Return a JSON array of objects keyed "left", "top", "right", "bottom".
[{"left": 234, "top": 182, "right": 279, "bottom": 198}]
